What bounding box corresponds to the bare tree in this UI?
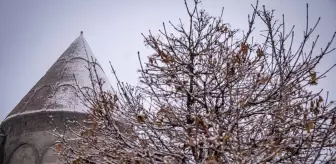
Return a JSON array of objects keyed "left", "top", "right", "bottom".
[{"left": 52, "top": 0, "right": 336, "bottom": 163}]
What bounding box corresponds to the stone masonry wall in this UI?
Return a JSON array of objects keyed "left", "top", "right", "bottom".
[{"left": 1, "top": 111, "right": 86, "bottom": 164}]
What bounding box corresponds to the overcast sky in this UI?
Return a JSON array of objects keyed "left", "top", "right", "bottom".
[{"left": 0, "top": 0, "right": 335, "bottom": 121}]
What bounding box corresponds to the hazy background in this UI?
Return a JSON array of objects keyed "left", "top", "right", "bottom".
[{"left": 0, "top": 0, "right": 335, "bottom": 121}]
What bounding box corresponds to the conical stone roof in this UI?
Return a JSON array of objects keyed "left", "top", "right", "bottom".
[{"left": 3, "top": 32, "right": 110, "bottom": 122}]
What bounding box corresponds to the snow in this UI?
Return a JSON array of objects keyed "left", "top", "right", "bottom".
[{"left": 2, "top": 107, "right": 86, "bottom": 124}]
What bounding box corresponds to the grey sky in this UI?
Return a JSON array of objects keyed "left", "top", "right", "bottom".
[{"left": 0, "top": 0, "right": 335, "bottom": 121}]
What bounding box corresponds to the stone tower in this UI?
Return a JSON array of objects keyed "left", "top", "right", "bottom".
[{"left": 0, "top": 32, "right": 110, "bottom": 164}]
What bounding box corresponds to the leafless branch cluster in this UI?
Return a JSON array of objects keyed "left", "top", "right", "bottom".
[{"left": 52, "top": 0, "right": 336, "bottom": 163}]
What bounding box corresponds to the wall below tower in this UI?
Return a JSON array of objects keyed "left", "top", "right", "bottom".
[{"left": 1, "top": 111, "right": 87, "bottom": 164}]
